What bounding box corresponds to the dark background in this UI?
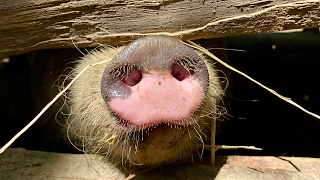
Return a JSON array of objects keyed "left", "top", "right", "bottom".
[{"left": 217, "top": 28, "right": 320, "bottom": 157}]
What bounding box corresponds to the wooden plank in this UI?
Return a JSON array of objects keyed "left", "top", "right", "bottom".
[
  {"left": 0, "top": 0, "right": 320, "bottom": 58},
  {"left": 1, "top": 148, "right": 320, "bottom": 179},
  {"left": 0, "top": 148, "right": 127, "bottom": 180},
  {"left": 217, "top": 156, "right": 320, "bottom": 175}
]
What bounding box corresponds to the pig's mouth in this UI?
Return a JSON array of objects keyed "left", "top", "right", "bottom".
[
  {"left": 112, "top": 110, "right": 197, "bottom": 133},
  {"left": 125, "top": 119, "right": 193, "bottom": 132},
  {"left": 129, "top": 122, "right": 190, "bottom": 136}
]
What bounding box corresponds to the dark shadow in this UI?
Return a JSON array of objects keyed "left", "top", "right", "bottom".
[{"left": 221, "top": 28, "right": 320, "bottom": 158}]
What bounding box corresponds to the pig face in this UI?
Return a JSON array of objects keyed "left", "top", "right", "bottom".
[{"left": 66, "top": 36, "right": 223, "bottom": 168}]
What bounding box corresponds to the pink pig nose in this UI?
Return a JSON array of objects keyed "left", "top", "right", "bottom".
[{"left": 108, "top": 70, "right": 205, "bottom": 129}]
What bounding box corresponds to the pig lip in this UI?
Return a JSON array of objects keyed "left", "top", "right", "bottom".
[
  {"left": 117, "top": 117, "right": 194, "bottom": 133},
  {"left": 127, "top": 123, "right": 190, "bottom": 138},
  {"left": 110, "top": 106, "right": 199, "bottom": 132}
]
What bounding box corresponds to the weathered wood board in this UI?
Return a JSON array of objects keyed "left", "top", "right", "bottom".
[
  {"left": 0, "top": 0, "right": 320, "bottom": 58},
  {"left": 1, "top": 148, "right": 320, "bottom": 180}
]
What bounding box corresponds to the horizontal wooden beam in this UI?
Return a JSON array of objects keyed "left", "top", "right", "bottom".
[
  {"left": 1, "top": 148, "right": 319, "bottom": 179},
  {"left": 0, "top": 0, "right": 320, "bottom": 57}
]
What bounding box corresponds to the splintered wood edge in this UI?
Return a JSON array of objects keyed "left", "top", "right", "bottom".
[{"left": 0, "top": 0, "right": 320, "bottom": 58}]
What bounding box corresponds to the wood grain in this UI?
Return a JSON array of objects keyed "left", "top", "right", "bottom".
[
  {"left": 0, "top": 0, "right": 319, "bottom": 57},
  {"left": 1, "top": 148, "right": 320, "bottom": 180}
]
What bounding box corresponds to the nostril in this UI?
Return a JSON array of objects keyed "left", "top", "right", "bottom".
[
  {"left": 172, "top": 66, "right": 190, "bottom": 81},
  {"left": 122, "top": 70, "right": 142, "bottom": 86}
]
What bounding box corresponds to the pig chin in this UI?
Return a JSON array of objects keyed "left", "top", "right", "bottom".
[{"left": 127, "top": 123, "right": 195, "bottom": 165}]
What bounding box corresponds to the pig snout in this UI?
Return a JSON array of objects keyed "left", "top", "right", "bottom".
[{"left": 67, "top": 36, "right": 223, "bottom": 167}]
